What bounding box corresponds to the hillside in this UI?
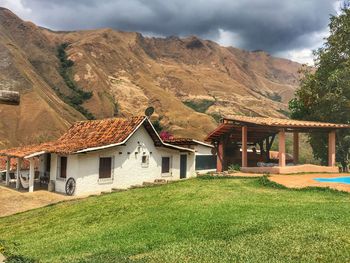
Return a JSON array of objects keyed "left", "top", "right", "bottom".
[{"left": 0, "top": 8, "right": 302, "bottom": 147}]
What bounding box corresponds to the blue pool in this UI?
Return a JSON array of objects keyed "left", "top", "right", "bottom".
[{"left": 314, "top": 176, "right": 350, "bottom": 184}]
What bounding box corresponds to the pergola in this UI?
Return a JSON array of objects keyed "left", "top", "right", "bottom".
[{"left": 205, "top": 115, "right": 350, "bottom": 174}]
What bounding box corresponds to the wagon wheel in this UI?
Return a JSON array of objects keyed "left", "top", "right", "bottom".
[{"left": 65, "top": 177, "right": 76, "bottom": 196}]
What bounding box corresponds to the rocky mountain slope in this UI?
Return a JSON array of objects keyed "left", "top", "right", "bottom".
[{"left": 0, "top": 8, "right": 301, "bottom": 147}]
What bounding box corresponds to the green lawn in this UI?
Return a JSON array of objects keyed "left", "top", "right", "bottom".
[{"left": 0, "top": 177, "right": 350, "bottom": 262}]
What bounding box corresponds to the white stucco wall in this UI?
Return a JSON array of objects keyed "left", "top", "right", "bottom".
[
  {"left": 50, "top": 125, "right": 195, "bottom": 196},
  {"left": 194, "top": 144, "right": 214, "bottom": 155}
]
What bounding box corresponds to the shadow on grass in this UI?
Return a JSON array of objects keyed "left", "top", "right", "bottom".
[
  {"left": 197, "top": 174, "right": 259, "bottom": 180},
  {"left": 0, "top": 240, "right": 35, "bottom": 263}
]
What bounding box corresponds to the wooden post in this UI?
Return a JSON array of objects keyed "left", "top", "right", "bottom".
[
  {"left": 242, "top": 126, "right": 248, "bottom": 167},
  {"left": 16, "top": 158, "right": 21, "bottom": 189},
  {"left": 293, "top": 132, "right": 299, "bottom": 165},
  {"left": 258, "top": 141, "right": 264, "bottom": 158},
  {"left": 29, "top": 158, "right": 35, "bottom": 192},
  {"left": 5, "top": 156, "right": 10, "bottom": 185},
  {"left": 328, "top": 130, "right": 336, "bottom": 167},
  {"left": 217, "top": 140, "right": 224, "bottom": 172},
  {"left": 278, "top": 130, "right": 286, "bottom": 167}
]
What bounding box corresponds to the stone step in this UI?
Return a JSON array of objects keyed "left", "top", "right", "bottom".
[
  {"left": 154, "top": 179, "right": 167, "bottom": 183},
  {"left": 142, "top": 182, "right": 155, "bottom": 186},
  {"left": 129, "top": 184, "right": 143, "bottom": 189},
  {"left": 112, "top": 188, "right": 127, "bottom": 192}
]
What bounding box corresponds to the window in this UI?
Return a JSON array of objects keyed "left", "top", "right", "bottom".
[
  {"left": 161, "top": 157, "right": 170, "bottom": 174},
  {"left": 57, "top": 156, "right": 67, "bottom": 179},
  {"left": 141, "top": 155, "right": 149, "bottom": 168},
  {"left": 99, "top": 157, "right": 112, "bottom": 179},
  {"left": 195, "top": 155, "right": 217, "bottom": 170}
]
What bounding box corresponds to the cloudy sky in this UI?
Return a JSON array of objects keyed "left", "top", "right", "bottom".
[{"left": 0, "top": 0, "right": 343, "bottom": 64}]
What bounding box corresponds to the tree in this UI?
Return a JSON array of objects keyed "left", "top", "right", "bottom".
[{"left": 289, "top": 5, "right": 350, "bottom": 170}]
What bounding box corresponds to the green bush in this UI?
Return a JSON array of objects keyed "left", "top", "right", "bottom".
[
  {"left": 210, "top": 112, "right": 222, "bottom": 123},
  {"left": 228, "top": 163, "right": 240, "bottom": 172},
  {"left": 183, "top": 99, "right": 215, "bottom": 113},
  {"left": 56, "top": 43, "right": 95, "bottom": 120}
]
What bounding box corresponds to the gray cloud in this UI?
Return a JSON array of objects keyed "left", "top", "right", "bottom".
[{"left": 0, "top": 0, "right": 340, "bottom": 61}]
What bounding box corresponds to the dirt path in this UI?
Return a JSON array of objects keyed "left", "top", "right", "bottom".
[
  {"left": 0, "top": 186, "right": 76, "bottom": 217},
  {"left": 270, "top": 173, "right": 350, "bottom": 193}
]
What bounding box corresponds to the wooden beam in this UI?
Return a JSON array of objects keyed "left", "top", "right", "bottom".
[
  {"left": 328, "top": 130, "right": 336, "bottom": 167},
  {"left": 278, "top": 130, "right": 286, "bottom": 167},
  {"left": 16, "top": 158, "right": 21, "bottom": 189},
  {"left": 5, "top": 156, "right": 10, "bottom": 186},
  {"left": 0, "top": 90, "right": 20, "bottom": 105},
  {"left": 293, "top": 132, "right": 299, "bottom": 165},
  {"left": 242, "top": 126, "right": 248, "bottom": 167},
  {"left": 29, "top": 158, "right": 35, "bottom": 192},
  {"left": 217, "top": 141, "right": 224, "bottom": 172}
]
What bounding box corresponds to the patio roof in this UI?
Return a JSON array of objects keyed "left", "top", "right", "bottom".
[{"left": 205, "top": 115, "right": 350, "bottom": 143}]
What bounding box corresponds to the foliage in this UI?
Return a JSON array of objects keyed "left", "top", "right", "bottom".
[
  {"left": 289, "top": 8, "right": 350, "bottom": 169},
  {"left": 0, "top": 178, "right": 350, "bottom": 262},
  {"left": 183, "top": 99, "right": 215, "bottom": 113},
  {"left": 258, "top": 175, "right": 287, "bottom": 189},
  {"left": 152, "top": 119, "right": 163, "bottom": 133},
  {"left": 228, "top": 163, "right": 240, "bottom": 171},
  {"left": 159, "top": 130, "right": 172, "bottom": 140},
  {"left": 210, "top": 112, "right": 222, "bottom": 123},
  {"left": 56, "top": 43, "right": 95, "bottom": 120}
]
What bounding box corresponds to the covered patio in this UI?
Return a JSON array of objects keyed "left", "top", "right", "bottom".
[
  {"left": 205, "top": 115, "right": 350, "bottom": 174},
  {"left": 0, "top": 152, "right": 51, "bottom": 193}
]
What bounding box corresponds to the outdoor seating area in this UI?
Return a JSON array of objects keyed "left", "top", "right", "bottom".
[
  {"left": 205, "top": 115, "right": 350, "bottom": 174},
  {"left": 0, "top": 155, "right": 50, "bottom": 192}
]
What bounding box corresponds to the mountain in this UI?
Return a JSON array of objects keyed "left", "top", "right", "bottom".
[{"left": 0, "top": 8, "right": 301, "bottom": 148}]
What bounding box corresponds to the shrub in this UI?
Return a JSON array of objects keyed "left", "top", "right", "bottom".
[
  {"left": 56, "top": 43, "right": 95, "bottom": 120},
  {"left": 228, "top": 163, "right": 240, "bottom": 172},
  {"left": 183, "top": 99, "right": 215, "bottom": 113}
]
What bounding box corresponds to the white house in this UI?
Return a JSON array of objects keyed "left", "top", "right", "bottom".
[
  {"left": 164, "top": 138, "right": 216, "bottom": 174},
  {"left": 0, "top": 116, "right": 196, "bottom": 196}
]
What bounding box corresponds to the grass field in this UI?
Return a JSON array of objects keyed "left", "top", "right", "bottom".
[{"left": 0, "top": 177, "right": 350, "bottom": 262}]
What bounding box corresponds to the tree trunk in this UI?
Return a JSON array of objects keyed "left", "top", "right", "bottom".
[{"left": 0, "top": 90, "right": 20, "bottom": 105}]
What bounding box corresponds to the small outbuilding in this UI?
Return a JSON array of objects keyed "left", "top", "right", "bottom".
[
  {"left": 205, "top": 115, "right": 350, "bottom": 174},
  {"left": 164, "top": 138, "right": 216, "bottom": 174}
]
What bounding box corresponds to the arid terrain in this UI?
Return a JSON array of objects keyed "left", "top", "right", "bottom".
[{"left": 0, "top": 7, "right": 302, "bottom": 147}]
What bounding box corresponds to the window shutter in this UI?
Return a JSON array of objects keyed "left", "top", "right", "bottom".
[
  {"left": 99, "top": 157, "right": 112, "bottom": 179},
  {"left": 60, "top": 157, "right": 67, "bottom": 178}
]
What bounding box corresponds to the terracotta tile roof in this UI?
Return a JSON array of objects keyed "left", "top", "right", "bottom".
[
  {"left": 164, "top": 138, "right": 196, "bottom": 145},
  {"left": 223, "top": 115, "right": 350, "bottom": 129},
  {"left": 0, "top": 116, "right": 146, "bottom": 158},
  {"left": 0, "top": 116, "right": 193, "bottom": 158},
  {"left": 164, "top": 138, "right": 213, "bottom": 147},
  {"left": 205, "top": 115, "right": 350, "bottom": 142},
  {"left": 0, "top": 156, "right": 37, "bottom": 171}
]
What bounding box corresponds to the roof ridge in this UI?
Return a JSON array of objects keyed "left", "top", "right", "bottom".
[{"left": 75, "top": 115, "right": 146, "bottom": 124}]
